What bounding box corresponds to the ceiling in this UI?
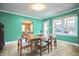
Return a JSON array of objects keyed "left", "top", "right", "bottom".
[{"left": 0, "top": 3, "right": 79, "bottom": 19}]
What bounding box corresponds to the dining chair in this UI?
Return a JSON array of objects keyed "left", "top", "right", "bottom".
[
  {"left": 45, "top": 35, "right": 57, "bottom": 51},
  {"left": 53, "top": 37, "right": 57, "bottom": 49},
  {"left": 45, "top": 36, "right": 53, "bottom": 52},
  {"left": 35, "top": 38, "right": 49, "bottom": 56},
  {"left": 18, "top": 37, "right": 32, "bottom": 56}
]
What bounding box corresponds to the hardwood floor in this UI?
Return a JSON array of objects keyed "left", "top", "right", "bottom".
[{"left": 0, "top": 41, "right": 79, "bottom": 56}]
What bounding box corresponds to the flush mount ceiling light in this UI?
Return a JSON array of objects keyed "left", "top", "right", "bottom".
[{"left": 31, "top": 3, "right": 46, "bottom": 11}]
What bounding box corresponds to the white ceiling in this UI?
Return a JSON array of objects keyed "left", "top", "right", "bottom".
[{"left": 0, "top": 3, "right": 79, "bottom": 19}]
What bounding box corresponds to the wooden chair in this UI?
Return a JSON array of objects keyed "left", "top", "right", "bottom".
[
  {"left": 45, "top": 36, "right": 53, "bottom": 52},
  {"left": 45, "top": 35, "right": 57, "bottom": 51},
  {"left": 52, "top": 36, "right": 57, "bottom": 49},
  {"left": 35, "top": 38, "right": 49, "bottom": 56},
  {"left": 18, "top": 38, "right": 32, "bottom": 56}
]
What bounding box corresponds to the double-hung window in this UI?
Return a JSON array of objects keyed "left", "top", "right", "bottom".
[{"left": 52, "top": 15, "right": 77, "bottom": 36}]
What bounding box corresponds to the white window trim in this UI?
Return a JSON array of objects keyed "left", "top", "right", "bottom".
[{"left": 52, "top": 15, "right": 78, "bottom": 37}]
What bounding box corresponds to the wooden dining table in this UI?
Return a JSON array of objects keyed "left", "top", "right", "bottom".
[
  {"left": 25, "top": 34, "right": 44, "bottom": 52},
  {"left": 26, "top": 34, "right": 44, "bottom": 41}
]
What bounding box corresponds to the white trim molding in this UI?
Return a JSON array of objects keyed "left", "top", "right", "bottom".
[
  {"left": 57, "top": 40, "right": 79, "bottom": 47},
  {"left": 5, "top": 40, "right": 79, "bottom": 47},
  {"left": 5, "top": 40, "right": 18, "bottom": 45},
  {"left": 0, "top": 10, "right": 40, "bottom": 19}
]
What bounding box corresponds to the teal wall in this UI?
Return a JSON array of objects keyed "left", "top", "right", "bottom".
[
  {"left": 44, "top": 9, "right": 79, "bottom": 44},
  {"left": 0, "top": 12, "right": 43, "bottom": 42}
]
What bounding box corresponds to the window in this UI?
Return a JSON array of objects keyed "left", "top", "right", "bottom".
[
  {"left": 53, "top": 19, "right": 62, "bottom": 34},
  {"left": 44, "top": 21, "right": 49, "bottom": 37},
  {"left": 64, "top": 16, "right": 77, "bottom": 36},
  {"left": 52, "top": 15, "right": 77, "bottom": 36}
]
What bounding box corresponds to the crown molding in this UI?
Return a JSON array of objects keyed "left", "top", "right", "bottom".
[
  {"left": 44, "top": 7, "right": 79, "bottom": 20},
  {"left": 0, "top": 10, "right": 41, "bottom": 20}
]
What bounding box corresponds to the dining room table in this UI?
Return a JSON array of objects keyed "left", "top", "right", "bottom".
[{"left": 26, "top": 34, "right": 44, "bottom": 52}]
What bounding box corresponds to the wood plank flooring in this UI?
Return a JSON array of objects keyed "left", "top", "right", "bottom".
[{"left": 0, "top": 41, "right": 79, "bottom": 56}]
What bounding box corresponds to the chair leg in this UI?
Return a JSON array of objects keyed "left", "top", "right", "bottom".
[
  {"left": 48, "top": 44, "right": 49, "bottom": 53},
  {"left": 30, "top": 46, "right": 32, "bottom": 56},
  {"left": 20, "top": 48, "right": 22, "bottom": 56},
  {"left": 34, "top": 44, "right": 36, "bottom": 52},
  {"left": 40, "top": 49, "right": 42, "bottom": 56},
  {"left": 18, "top": 43, "right": 19, "bottom": 54},
  {"left": 55, "top": 42, "right": 57, "bottom": 49},
  {"left": 51, "top": 43, "right": 52, "bottom": 51}
]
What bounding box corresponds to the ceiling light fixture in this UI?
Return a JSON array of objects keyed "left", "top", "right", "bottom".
[{"left": 31, "top": 3, "right": 46, "bottom": 11}]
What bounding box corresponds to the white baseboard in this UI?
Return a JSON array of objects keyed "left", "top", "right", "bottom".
[
  {"left": 57, "top": 40, "right": 79, "bottom": 47},
  {"left": 5, "top": 40, "right": 18, "bottom": 45},
  {"left": 5, "top": 40, "right": 79, "bottom": 47}
]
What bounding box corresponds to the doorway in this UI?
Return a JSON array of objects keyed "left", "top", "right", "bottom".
[{"left": 22, "top": 21, "right": 33, "bottom": 35}]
